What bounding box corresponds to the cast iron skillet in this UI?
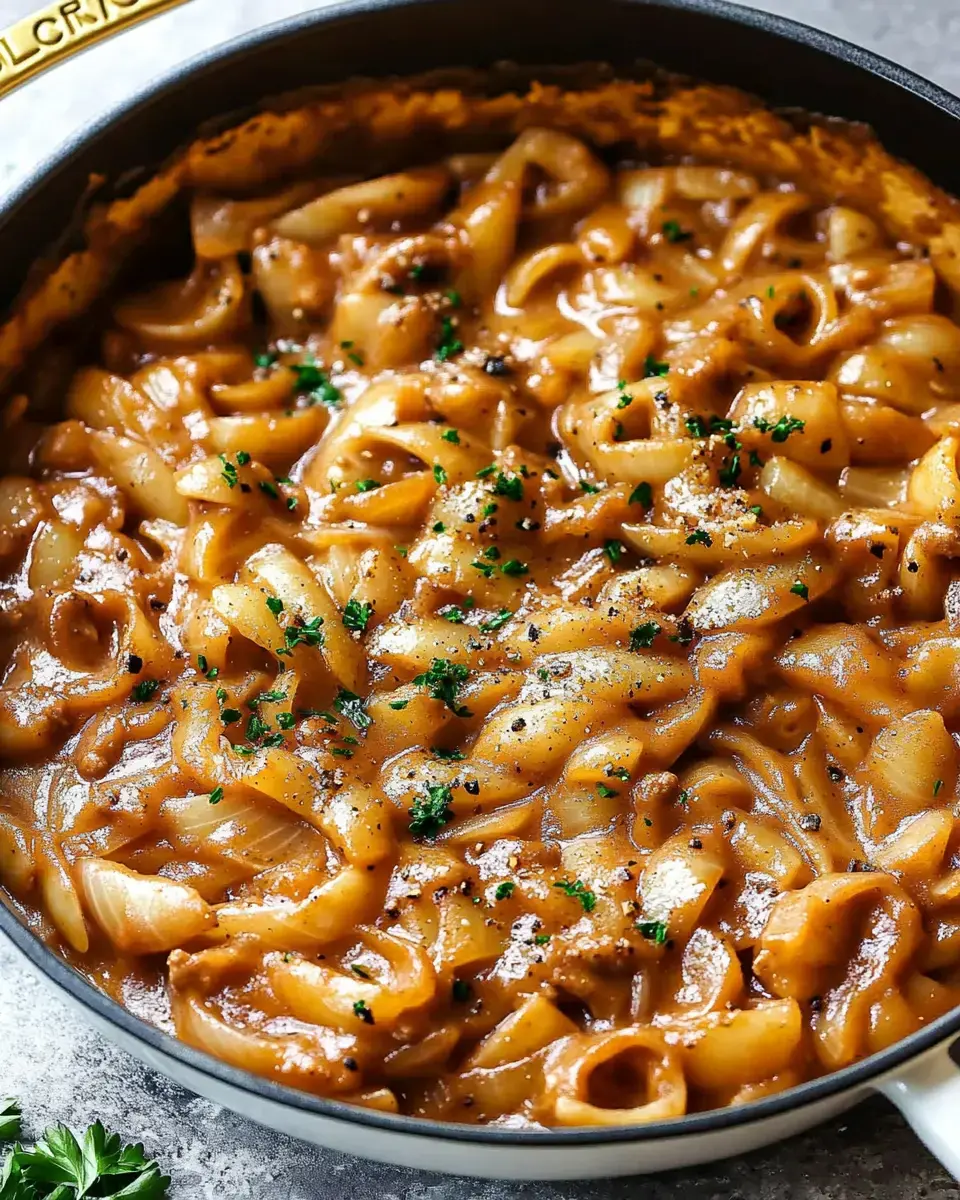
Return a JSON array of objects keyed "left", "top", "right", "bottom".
[{"left": 1, "top": 0, "right": 959, "bottom": 1181}]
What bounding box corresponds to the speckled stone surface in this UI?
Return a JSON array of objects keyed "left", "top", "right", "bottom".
[{"left": 0, "top": 0, "right": 959, "bottom": 1196}]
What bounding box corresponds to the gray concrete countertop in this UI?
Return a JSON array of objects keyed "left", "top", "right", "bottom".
[{"left": 0, "top": 0, "right": 959, "bottom": 1196}]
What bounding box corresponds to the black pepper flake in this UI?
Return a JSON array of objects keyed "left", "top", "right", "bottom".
[
  {"left": 820, "top": 438, "right": 832, "bottom": 454},
  {"left": 799, "top": 813, "right": 822, "bottom": 831},
  {"left": 527, "top": 625, "right": 541, "bottom": 642},
  {"left": 688, "top": 837, "right": 703, "bottom": 850},
  {"left": 127, "top": 654, "right": 143, "bottom": 675},
  {"left": 934, "top": 356, "right": 945, "bottom": 373},
  {"left": 343, "top": 1057, "right": 358, "bottom": 1072},
  {"left": 810, "top": 995, "right": 823, "bottom": 1013},
  {"left": 464, "top": 780, "right": 480, "bottom": 795},
  {"left": 510, "top": 718, "right": 527, "bottom": 732},
  {"left": 827, "top": 766, "right": 845, "bottom": 783},
  {"left": 907, "top": 561, "right": 920, "bottom": 573},
  {"left": 869, "top": 543, "right": 885, "bottom": 559},
  {"left": 149, "top": 599, "right": 167, "bottom": 612},
  {"left": 483, "top": 355, "right": 510, "bottom": 377}
]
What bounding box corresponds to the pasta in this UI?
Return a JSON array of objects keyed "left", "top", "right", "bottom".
[{"left": 3, "top": 72, "right": 960, "bottom": 1128}]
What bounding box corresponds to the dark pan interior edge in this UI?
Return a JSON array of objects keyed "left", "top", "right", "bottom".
[{"left": 1, "top": 0, "right": 960, "bottom": 1148}]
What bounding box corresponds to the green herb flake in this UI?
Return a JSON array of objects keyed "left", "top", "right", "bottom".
[
  {"left": 636, "top": 919, "right": 668, "bottom": 945},
  {"left": 435, "top": 315, "right": 464, "bottom": 363},
  {"left": 500, "top": 559, "right": 528, "bottom": 577},
  {"left": 790, "top": 581, "right": 810, "bottom": 600},
  {"left": 334, "top": 687, "right": 372, "bottom": 731},
  {"left": 209, "top": 786, "right": 224, "bottom": 805},
  {"left": 343, "top": 599, "right": 374, "bottom": 633},
  {"left": 131, "top": 679, "right": 160, "bottom": 704},
  {"left": 596, "top": 783, "right": 618, "bottom": 799},
  {"left": 685, "top": 530, "right": 713, "bottom": 547},
  {"left": 259, "top": 480, "right": 279, "bottom": 500},
  {"left": 352, "top": 999, "right": 375, "bottom": 1025},
  {"left": 754, "top": 415, "right": 806, "bottom": 443},
  {"left": 616, "top": 380, "right": 633, "bottom": 409},
  {"left": 355, "top": 478, "right": 381, "bottom": 493},
  {"left": 219, "top": 454, "right": 238, "bottom": 488},
  {"left": 267, "top": 596, "right": 284, "bottom": 616},
  {"left": 412, "top": 658, "right": 472, "bottom": 717},
  {"left": 603, "top": 539, "right": 624, "bottom": 566},
  {"left": 409, "top": 783, "right": 455, "bottom": 838},
  {"left": 495, "top": 881, "right": 515, "bottom": 901},
  {"left": 553, "top": 879, "right": 597, "bottom": 913},
  {"left": 389, "top": 699, "right": 410, "bottom": 710},
  {"left": 441, "top": 428, "right": 461, "bottom": 444},
  {"left": 662, "top": 219, "right": 693, "bottom": 243},
  {"left": 479, "top": 608, "right": 513, "bottom": 633},
  {"left": 643, "top": 355, "right": 670, "bottom": 379},
  {"left": 629, "top": 481, "right": 653, "bottom": 509},
  {"left": 629, "top": 622, "right": 661, "bottom": 650},
  {"left": 493, "top": 471, "right": 524, "bottom": 501},
  {"left": 934, "top": 779, "right": 944, "bottom": 796}
]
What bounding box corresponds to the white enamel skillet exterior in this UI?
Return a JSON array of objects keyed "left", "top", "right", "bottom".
[{"left": 0, "top": 0, "right": 959, "bottom": 1181}]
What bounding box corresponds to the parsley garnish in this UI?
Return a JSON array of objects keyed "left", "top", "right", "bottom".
[
  {"left": 259, "top": 480, "right": 279, "bottom": 500},
  {"left": 629, "top": 481, "right": 653, "bottom": 508},
  {"left": 643, "top": 356, "right": 670, "bottom": 378},
  {"left": 500, "top": 559, "right": 528, "bottom": 577},
  {"left": 534, "top": 933, "right": 551, "bottom": 945},
  {"left": 630, "top": 622, "right": 660, "bottom": 650},
  {"left": 219, "top": 454, "right": 239, "bottom": 488},
  {"left": 934, "top": 779, "right": 944, "bottom": 796},
  {"left": 389, "top": 699, "right": 409, "bottom": 710},
  {"left": 596, "top": 783, "right": 618, "bottom": 798},
  {"left": 355, "top": 479, "right": 381, "bottom": 492},
  {"left": 580, "top": 479, "right": 600, "bottom": 494},
  {"left": 493, "top": 472, "right": 524, "bottom": 501},
  {"left": 292, "top": 360, "right": 341, "bottom": 406},
  {"left": 479, "top": 609, "right": 512, "bottom": 633},
  {"left": 495, "top": 881, "right": 515, "bottom": 901},
  {"left": 685, "top": 530, "right": 713, "bottom": 547},
  {"left": 130, "top": 679, "right": 160, "bottom": 704},
  {"left": 352, "top": 999, "right": 375, "bottom": 1024},
  {"left": 435, "top": 315, "right": 463, "bottom": 362},
  {"left": 662, "top": 219, "right": 693, "bottom": 243},
  {"left": 432, "top": 746, "right": 465, "bottom": 761},
  {"left": 790, "top": 581, "right": 809, "bottom": 600},
  {"left": 433, "top": 463, "right": 448, "bottom": 486},
  {"left": 413, "top": 659, "right": 472, "bottom": 717},
  {"left": 266, "top": 597, "right": 284, "bottom": 616},
  {"left": 254, "top": 351, "right": 278, "bottom": 369},
  {"left": 616, "top": 380, "right": 633, "bottom": 409},
  {"left": 209, "top": 786, "right": 224, "bottom": 805},
  {"left": 441, "top": 428, "right": 460, "bottom": 444},
  {"left": 636, "top": 919, "right": 668, "bottom": 945},
  {"left": 277, "top": 616, "right": 324, "bottom": 655},
  {"left": 603, "top": 539, "right": 624, "bottom": 565},
  {"left": 7, "top": 1116, "right": 170, "bottom": 1197},
  {"left": 409, "top": 784, "right": 455, "bottom": 838},
  {"left": 342, "top": 599, "right": 374, "bottom": 633},
  {"left": 334, "top": 688, "right": 371, "bottom": 731},
  {"left": 553, "top": 879, "right": 596, "bottom": 912},
  {"left": 754, "top": 415, "right": 805, "bottom": 442},
  {"left": 197, "top": 654, "right": 218, "bottom": 680}
]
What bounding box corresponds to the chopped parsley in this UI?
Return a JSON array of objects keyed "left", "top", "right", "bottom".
[
  {"left": 342, "top": 599, "right": 374, "bottom": 633},
  {"left": 636, "top": 919, "right": 668, "bottom": 945},
  {"left": 790, "top": 581, "right": 809, "bottom": 600},
  {"left": 433, "top": 463, "right": 448, "bottom": 485},
  {"left": 630, "top": 622, "right": 661, "bottom": 650},
  {"left": 409, "top": 783, "right": 455, "bottom": 838},
  {"left": 259, "top": 480, "right": 279, "bottom": 500},
  {"left": 355, "top": 478, "right": 381, "bottom": 492},
  {"left": 603, "top": 539, "right": 624, "bottom": 565},
  {"left": 389, "top": 699, "right": 409, "bottom": 710},
  {"left": 209, "top": 786, "right": 224, "bottom": 805},
  {"left": 220, "top": 708, "right": 242, "bottom": 725},
  {"left": 629, "top": 481, "right": 653, "bottom": 509},
  {"left": 435, "top": 315, "right": 463, "bottom": 362},
  {"left": 442, "top": 605, "right": 467, "bottom": 624},
  {"left": 580, "top": 480, "right": 600, "bottom": 494},
  {"left": 352, "top": 999, "right": 375, "bottom": 1025},
  {"left": 662, "top": 219, "right": 693, "bottom": 243},
  {"left": 500, "top": 559, "right": 528, "bottom": 577},
  {"left": 266, "top": 596, "right": 284, "bottom": 616},
  {"left": 553, "top": 879, "right": 597, "bottom": 912},
  {"left": 432, "top": 746, "right": 465, "bottom": 761},
  {"left": 292, "top": 360, "right": 341, "bottom": 406},
  {"left": 413, "top": 658, "right": 472, "bottom": 717},
  {"left": 479, "top": 608, "right": 513, "bottom": 633},
  {"left": 130, "top": 679, "right": 160, "bottom": 703},
  {"left": 219, "top": 454, "right": 239, "bottom": 488},
  {"left": 254, "top": 351, "right": 278, "bottom": 369},
  {"left": 934, "top": 779, "right": 944, "bottom": 796},
  {"left": 493, "top": 471, "right": 524, "bottom": 501},
  {"left": 534, "top": 933, "right": 551, "bottom": 945},
  {"left": 277, "top": 616, "right": 325, "bottom": 655},
  {"left": 334, "top": 688, "right": 371, "bottom": 731},
  {"left": 596, "top": 783, "right": 618, "bottom": 799},
  {"left": 643, "top": 356, "right": 670, "bottom": 378},
  {"left": 197, "top": 654, "right": 218, "bottom": 680},
  {"left": 616, "top": 380, "right": 633, "bottom": 409},
  {"left": 685, "top": 529, "right": 713, "bottom": 547},
  {"left": 754, "top": 415, "right": 805, "bottom": 442},
  {"left": 495, "top": 881, "right": 515, "bottom": 901},
  {"left": 441, "top": 428, "right": 460, "bottom": 444}
]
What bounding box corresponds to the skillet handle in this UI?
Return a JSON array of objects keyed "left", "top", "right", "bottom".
[
  {"left": 0, "top": 0, "right": 189, "bottom": 100},
  {"left": 876, "top": 1042, "right": 960, "bottom": 1181}
]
